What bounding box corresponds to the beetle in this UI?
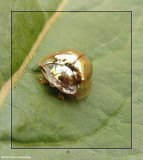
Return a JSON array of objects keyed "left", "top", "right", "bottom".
[{"left": 39, "top": 49, "right": 93, "bottom": 99}]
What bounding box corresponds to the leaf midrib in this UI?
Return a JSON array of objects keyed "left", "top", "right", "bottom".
[{"left": 0, "top": 0, "right": 68, "bottom": 109}]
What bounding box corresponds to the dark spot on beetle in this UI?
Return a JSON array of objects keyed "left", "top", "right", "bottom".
[
  {"left": 47, "top": 64, "right": 53, "bottom": 70},
  {"left": 76, "top": 74, "right": 82, "bottom": 83},
  {"left": 84, "top": 64, "right": 87, "bottom": 69},
  {"left": 58, "top": 74, "right": 76, "bottom": 86},
  {"left": 64, "top": 63, "right": 82, "bottom": 84},
  {"left": 65, "top": 63, "right": 74, "bottom": 70},
  {"left": 58, "top": 75, "right": 69, "bottom": 85},
  {"left": 53, "top": 57, "right": 59, "bottom": 63}
]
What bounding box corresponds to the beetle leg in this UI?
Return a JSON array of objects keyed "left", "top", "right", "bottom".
[
  {"left": 40, "top": 78, "right": 49, "bottom": 84},
  {"left": 58, "top": 92, "right": 64, "bottom": 100}
]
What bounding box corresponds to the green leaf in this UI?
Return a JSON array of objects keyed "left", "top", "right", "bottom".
[
  {"left": 0, "top": 0, "right": 61, "bottom": 89},
  {"left": 2, "top": 10, "right": 132, "bottom": 147},
  {"left": 0, "top": 0, "right": 143, "bottom": 159}
]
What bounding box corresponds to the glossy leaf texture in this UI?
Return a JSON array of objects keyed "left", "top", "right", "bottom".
[{"left": 0, "top": 0, "right": 143, "bottom": 159}]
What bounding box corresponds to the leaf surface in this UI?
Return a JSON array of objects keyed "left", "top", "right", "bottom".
[
  {"left": 0, "top": 0, "right": 142, "bottom": 159},
  {"left": 0, "top": 0, "right": 61, "bottom": 88}
]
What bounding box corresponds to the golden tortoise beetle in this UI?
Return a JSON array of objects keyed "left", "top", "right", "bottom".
[{"left": 39, "top": 49, "right": 93, "bottom": 99}]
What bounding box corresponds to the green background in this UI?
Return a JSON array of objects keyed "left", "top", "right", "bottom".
[{"left": 0, "top": 0, "right": 142, "bottom": 159}]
